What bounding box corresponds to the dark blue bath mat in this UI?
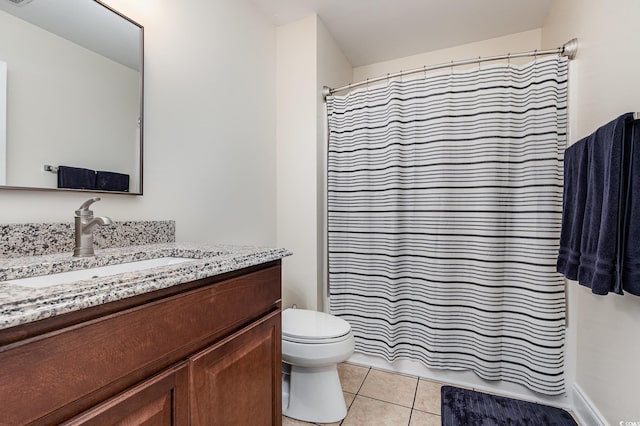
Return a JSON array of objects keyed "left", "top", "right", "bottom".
[{"left": 441, "top": 386, "right": 577, "bottom": 426}]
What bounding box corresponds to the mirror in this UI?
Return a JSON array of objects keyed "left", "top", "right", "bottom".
[{"left": 0, "top": 0, "right": 143, "bottom": 194}]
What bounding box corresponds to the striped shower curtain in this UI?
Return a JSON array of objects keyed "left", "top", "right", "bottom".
[{"left": 326, "top": 56, "right": 568, "bottom": 395}]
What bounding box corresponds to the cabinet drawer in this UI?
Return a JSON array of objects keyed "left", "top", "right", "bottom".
[{"left": 0, "top": 264, "right": 281, "bottom": 425}]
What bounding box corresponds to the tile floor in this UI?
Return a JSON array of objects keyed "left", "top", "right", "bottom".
[
  {"left": 283, "top": 363, "right": 580, "bottom": 426},
  {"left": 282, "top": 362, "right": 445, "bottom": 426}
]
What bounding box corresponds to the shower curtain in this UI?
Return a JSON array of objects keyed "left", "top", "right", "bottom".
[{"left": 326, "top": 56, "right": 568, "bottom": 395}]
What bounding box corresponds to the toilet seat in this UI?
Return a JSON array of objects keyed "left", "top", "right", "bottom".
[{"left": 282, "top": 309, "right": 351, "bottom": 344}]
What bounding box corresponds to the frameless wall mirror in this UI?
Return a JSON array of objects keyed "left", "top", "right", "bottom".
[{"left": 0, "top": 0, "right": 143, "bottom": 194}]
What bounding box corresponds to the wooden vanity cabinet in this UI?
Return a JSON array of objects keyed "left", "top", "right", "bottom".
[
  {"left": 190, "top": 310, "right": 281, "bottom": 426},
  {"left": 0, "top": 261, "right": 283, "bottom": 426},
  {"left": 62, "top": 362, "right": 190, "bottom": 425}
]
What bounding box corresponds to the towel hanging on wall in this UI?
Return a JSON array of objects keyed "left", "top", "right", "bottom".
[
  {"left": 557, "top": 112, "right": 640, "bottom": 296},
  {"left": 621, "top": 118, "right": 640, "bottom": 295}
]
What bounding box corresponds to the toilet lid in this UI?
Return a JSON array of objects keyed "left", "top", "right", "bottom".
[{"left": 282, "top": 309, "right": 351, "bottom": 341}]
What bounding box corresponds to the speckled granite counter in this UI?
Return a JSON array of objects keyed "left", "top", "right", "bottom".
[
  {"left": 1, "top": 221, "right": 176, "bottom": 258},
  {"left": 0, "top": 243, "right": 291, "bottom": 331}
]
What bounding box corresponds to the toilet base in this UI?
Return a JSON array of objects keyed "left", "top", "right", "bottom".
[{"left": 283, "top": 363, "right": 347, "bottom": 423}]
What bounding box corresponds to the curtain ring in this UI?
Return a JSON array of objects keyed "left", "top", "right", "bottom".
[
  {"left": 507, "top": 53, "right": 511, "bottom": 67},
  {"left": 423, "top": 65, "right": 427, "bottom": 79},
  {"left": 534, "top": 49, "right": 538, "bottom": 62},
  {"left": 478, "top": 56, "right": 481, "bottom": 70},
  {"left": 450, "top": 60, "right": 454, "bottom": 74},
  {"left": 400, "top": 70, "right": 403, "bottom": 82}
]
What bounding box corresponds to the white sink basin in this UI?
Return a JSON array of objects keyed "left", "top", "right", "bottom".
[{"left": 4, "top": 257, "right": 197, "bottom": 289}]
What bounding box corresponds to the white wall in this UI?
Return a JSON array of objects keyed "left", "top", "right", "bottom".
[
  {"left": 0, "top": 10, "right": 139, "bottom": 190},
  {"left": 276, "top": 15, "right": 351, "bottom": 310},
  {"left": 542, "top": 1, "right": 640, "bottom": 424},
  {"left": 277, "top": 16, "right": 319, "bottom": 310},
  {"left": 353, "top": 29, "right": 542, "bottom": 82},
  {"left": 0, "top": 59, "right": 5, "bottom": 186},
  {"left": 316, "top": 18, "right": 353, "bottom": 310},
  {"left": 0, "top": 0, "right": 277, "bottom": 248}
]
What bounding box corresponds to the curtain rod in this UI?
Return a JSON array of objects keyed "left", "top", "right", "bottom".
[{"left": 323, "top": 38, "right": 578, "bottom": 98}]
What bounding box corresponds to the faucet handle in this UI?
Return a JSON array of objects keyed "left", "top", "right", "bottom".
[
  {"left": 76, "top": 197, "right": 101, "bottom": 215},
  {"left": 78, "top": 197, "right": 101, "bottom": 210}
]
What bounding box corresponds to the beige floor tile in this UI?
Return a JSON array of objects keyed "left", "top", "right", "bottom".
[
  {"left": 344, "top": 391, "right": 356, "bottom": 408},
  {"left": 358, "top": 368, "right": 418, "bottom": 408},
  {"left": 282, "top": 415, "right": 340, "bottom": 426},
  {"left": 337, "top": 363, "right": 370, "bottom": 393},
  {"left": 409, "top": 410, "right": 441, "bottom": 426},
  {"left": 413, "top": 379, "right": 442, "bottom": 415},
  {"left": 282, "top": 415, "right": 314, "bottom": 425},
  {"left": 342, "top": 395, "right": 411, "bottom": 426}
]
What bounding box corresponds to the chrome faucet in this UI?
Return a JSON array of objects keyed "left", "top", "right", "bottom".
[{"left": 73, "top": 197, "right": 113, "bottom": 257}]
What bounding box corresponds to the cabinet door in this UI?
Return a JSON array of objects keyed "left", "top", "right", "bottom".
[
  {"left": 190, "top": 310, "right": 282, "bottom": 426},
  {"left": 62, "top": 362, "right": 189, "bottom": 426}
]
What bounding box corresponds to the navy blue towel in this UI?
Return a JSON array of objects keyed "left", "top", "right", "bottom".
[
  {"left": 557, "top": 138, "right": 589, "bottom": 282},
  {"left": 557, "top": 113, "right": 634, "bottom": 295},
  {"left": 622, "top": 121, "right": 640, "bottom": 296},
  {"left": 96, "top": 171, "right": 129, "bottom": 192},
  {"left": 57, "top": 166, "right": 96, "bottom": 190}
]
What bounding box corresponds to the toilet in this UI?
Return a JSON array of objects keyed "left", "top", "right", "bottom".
[{"left": 281, "top": 308, "right": 355, "bottom": 423}]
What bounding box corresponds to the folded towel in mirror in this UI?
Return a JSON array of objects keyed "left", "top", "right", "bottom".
[
  {"left": 96, "top": 171, "right": 129, "bottom": 192},
  {"left": 57, "top": 166, "right": 96, "bottom": 190}
]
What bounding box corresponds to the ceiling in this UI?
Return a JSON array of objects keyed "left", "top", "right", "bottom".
[{"left": 249, "top": 0, "right": 553, "bottom": 67}]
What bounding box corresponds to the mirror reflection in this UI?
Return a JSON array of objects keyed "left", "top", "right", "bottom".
[{"left": 0, "top": 0, "right": 143, "bottom": 194}]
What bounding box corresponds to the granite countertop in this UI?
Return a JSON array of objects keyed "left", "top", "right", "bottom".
[{"left": 0, "top": 243, "right": 291, "bottom": 331}]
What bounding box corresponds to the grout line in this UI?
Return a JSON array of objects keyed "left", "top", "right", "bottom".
[
  {"left": 407, "top": 376, "right": 420, "bottom": 426},
  {"left": 354, "top": 366, "right": 371, "bottom": 394},
  {"left": 410, "top": 377, "right": 420, "bottom": 410}
]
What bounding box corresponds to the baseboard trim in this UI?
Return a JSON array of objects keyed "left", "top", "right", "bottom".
[{"left": 573, "top": 383, "right": 608, "bottom": 426}]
